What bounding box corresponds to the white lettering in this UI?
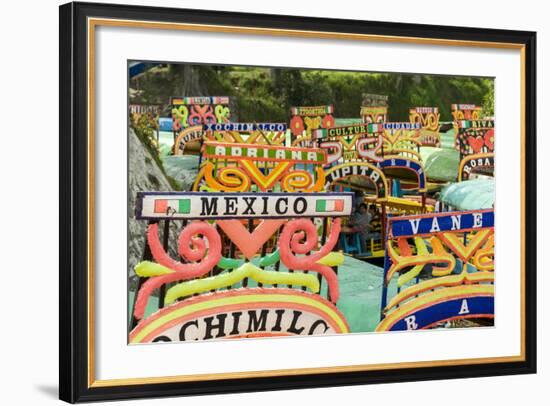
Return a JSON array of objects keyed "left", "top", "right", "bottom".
[
  {"left": 341, "top": 165, "right": 351, "bottom": 178},
  {"left": 430, "top": 217, "right": 441, "bottom": 233},
  {"left": 409, "top": 218, "right": 421, "bottom": 235},
  {"left": 369, "top": 170, "right": 380, "bottom": 183},
  {"left": 404, "top": 315, "right": 418, "bottom": 330},
  {"left": 472, "top": 213, "right": 483, "bottom": 228},
  {"left": 458, "top": 299, "right": 470, "bottom": 315},
  {"left": 451, "top": 215, "right": 461, "bottom": 231}
]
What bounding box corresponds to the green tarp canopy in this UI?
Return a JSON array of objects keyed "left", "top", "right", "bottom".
[
  {"left": 422, "top": 148, "right": 460, "bottom": 182},
  {"left": 440, "top": 178, "right": 495, "bottom": 210},
  {"left": 421, "top": 128, "right": 460, "bottom": 182}
]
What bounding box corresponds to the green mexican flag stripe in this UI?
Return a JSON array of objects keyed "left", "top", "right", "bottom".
[
  {"left": 316, "top": 200, "right": 327, "bottom": 212},
  {"left": 178, "top": 199, "right": 191, "bottom": 214}
]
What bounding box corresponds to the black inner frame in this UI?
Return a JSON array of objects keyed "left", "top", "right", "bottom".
[{"left": 59, "top": 1, "right": 537, "bottom": 403}]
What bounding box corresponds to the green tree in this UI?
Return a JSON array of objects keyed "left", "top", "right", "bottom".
[{"left": 130, "top": 64, "right": 494, "bottom": 123}]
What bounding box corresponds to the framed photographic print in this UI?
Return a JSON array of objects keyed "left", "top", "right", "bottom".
[{"left": 59, "top": 1, "right": 537, "bottom": 403}]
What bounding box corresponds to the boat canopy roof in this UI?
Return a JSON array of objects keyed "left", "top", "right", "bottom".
[{"left": 440, "top": 178, "right": 495, "bottom": 210}]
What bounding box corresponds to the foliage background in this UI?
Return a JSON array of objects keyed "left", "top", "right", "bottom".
[{"left": 131, "top": 63, "right": 494, "bottom": 121}]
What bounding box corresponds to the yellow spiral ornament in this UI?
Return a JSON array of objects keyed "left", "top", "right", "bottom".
[{"left": 203, "top": 162, "right": 251, "bottom": 192}]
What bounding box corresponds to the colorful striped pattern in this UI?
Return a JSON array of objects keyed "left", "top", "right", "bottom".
[
  {"left": 171, "top": 96, "right": 229, "bottom": 105},
  {"left": 457, "top": 120, "right": 495, "bottom": 129},
  {"left": 375, "top": 284, "right": 494, "bottom": 331},
  {"left": 451, "top": 104, "right": 480, "bottom": 111},
  {"left": 313, "top": 123, "right": 382, "bottom": 139},
  {"left": 203, "top": 143, "right": 326, "bottom": 164},
  {"left": 130, "top": 288, "right": 350, "bottom": 343},
  {"left": 383, "top": 122, "right": 421, "bottom": 130},
  {"left": 290, "top": 105, "right": 334, "bottom": 116},
  {"left": 316, "top": 199, "right": 345, "bottom": 213},
  {"left": 410, "top": 107, "right": 438, "bottom": 114}
]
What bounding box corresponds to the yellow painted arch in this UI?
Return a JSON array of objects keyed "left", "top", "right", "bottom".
[
  {"left": 324, "top": 162, "right": 388, "bottom": 200},
  {"left": 376, "top": 284, "right": 494, "bottom": 331},
  {"left": 131, "top": 291, "right": 350, "bottom": 343}
]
